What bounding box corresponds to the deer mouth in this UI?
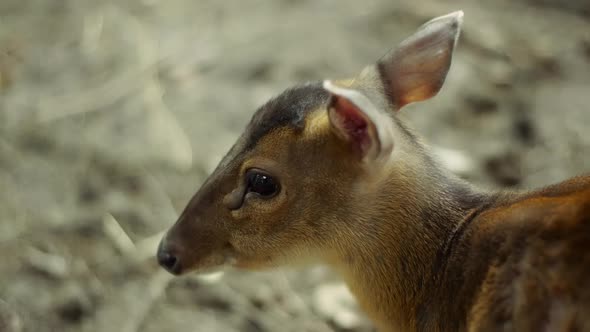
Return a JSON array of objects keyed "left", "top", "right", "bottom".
[{"left": 157, "top": 239, "right": 236, "bottom": 276}]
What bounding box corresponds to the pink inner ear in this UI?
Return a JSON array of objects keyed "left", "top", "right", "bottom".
[{"left": 331, "top": 95, "right": 371, "bottom": 158}]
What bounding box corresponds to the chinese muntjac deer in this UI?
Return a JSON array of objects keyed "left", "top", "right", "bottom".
[{"left": 157, "top": 11, "right": 590, "bottom": 332}]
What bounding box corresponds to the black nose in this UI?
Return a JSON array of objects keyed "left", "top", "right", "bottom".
[{"left": 157, "top": 241, "right": 181, "bottom": 275}]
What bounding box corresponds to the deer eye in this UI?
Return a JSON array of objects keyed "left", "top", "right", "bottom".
[{"left": 246, "top": 170, "right": 279, "bottom": 198}]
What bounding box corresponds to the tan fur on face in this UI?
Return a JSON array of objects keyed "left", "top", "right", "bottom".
[{"left": 224, "top": 123, "right": 347, "bottom": 268}]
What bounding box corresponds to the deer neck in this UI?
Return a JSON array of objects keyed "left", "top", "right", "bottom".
[{"left": 330, "top": 148, "right": 490, "bottom": 331}]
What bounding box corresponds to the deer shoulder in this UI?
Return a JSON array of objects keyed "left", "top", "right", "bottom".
[{"left": 458, "top": 177, "right": 590, "bottom": 332}]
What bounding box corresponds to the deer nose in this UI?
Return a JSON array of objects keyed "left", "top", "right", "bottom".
[{"left": 157, "top": 241, "right": 181, "bottom": 275}]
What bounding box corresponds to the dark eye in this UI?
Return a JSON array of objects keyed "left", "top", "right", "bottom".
[{"left": 246, "top": 170, "right": 279, "bottom": 197}]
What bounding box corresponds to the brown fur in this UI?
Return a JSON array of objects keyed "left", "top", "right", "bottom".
[{"left": 158, "top": 12, "right": 590, "bottom": 331}]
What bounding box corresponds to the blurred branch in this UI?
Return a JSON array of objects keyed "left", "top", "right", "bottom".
[
  {"left": 119, "top": 270, "right": 173, "bottom": 332},
  {"left": 134, "top": 230, "right": 166, "bottom": 262},
  {"left": 36, "top": 4, "right": 194, "bottom": 172},
  {"left": 35, "top": 5, "right": 151, "bottom": 119},
  {"left": 81, "top": 11, "right": 105, "bottom": 56},
  {"left": 102, "top": 213, "right": 136, "bottom": 257},
  {"left": 25, "top": 246, "right": 68, "bottom": 279},
  {"left": 36, "top": 6, "right": 157, "bottom": 123}
]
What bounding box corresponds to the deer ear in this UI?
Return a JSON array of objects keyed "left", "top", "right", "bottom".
[
  {"left": 378, "top": 11, "right": 463, "bottom": 110},
  {"left": 323, "top": 80, "right": 394, "bottom": 163}
]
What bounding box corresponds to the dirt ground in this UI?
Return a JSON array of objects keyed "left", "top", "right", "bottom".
[{"left": 0, "top": 0, "right": 589, "bottom": 331}]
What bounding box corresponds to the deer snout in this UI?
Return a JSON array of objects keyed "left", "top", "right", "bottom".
[
  {"left": 156, "top": 216, "right": 235, "bottom": 276},
  {"left": 157, "top": 238, "right": 182, "bottom": 275}
]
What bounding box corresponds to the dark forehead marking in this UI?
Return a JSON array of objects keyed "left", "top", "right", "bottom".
[{"left": 244, "top": 82, "right": 330, "bottom": 150}]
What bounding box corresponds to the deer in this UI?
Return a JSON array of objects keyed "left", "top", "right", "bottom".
[{"left": 157, "top": 11, "right": 590, "bottom": 332}]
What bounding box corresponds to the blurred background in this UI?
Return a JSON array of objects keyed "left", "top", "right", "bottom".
[{"left": 0, "top": 0, "right": 589, "bottom": 331}]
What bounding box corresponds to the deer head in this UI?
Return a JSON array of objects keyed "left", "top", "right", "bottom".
[{"left": 157, "top": 11, "right": 464, "bottom": 277}]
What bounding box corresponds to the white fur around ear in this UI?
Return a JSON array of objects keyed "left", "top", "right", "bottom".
[{"left": 323, "top": 80, "right": 394, "bottom": 163}]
